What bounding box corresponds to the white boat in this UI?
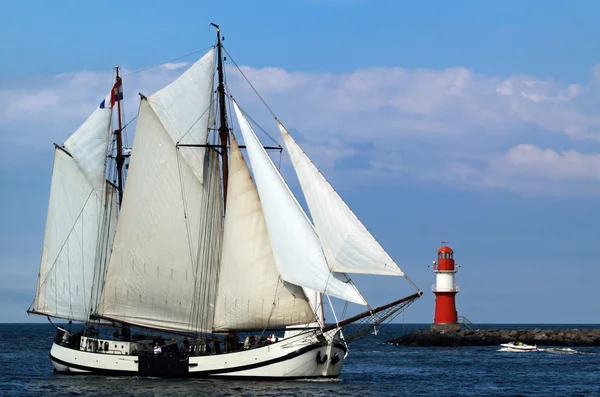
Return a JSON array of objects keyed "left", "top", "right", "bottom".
[
  {"left": 500, "top": 342, "right": 538, "bottom": 352},
  {"left": 27, "top": 24, "right": 421, "bottom": 379}
]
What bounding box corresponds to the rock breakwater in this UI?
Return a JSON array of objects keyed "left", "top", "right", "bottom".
[{"left": 389, "top": 328, "right": 600, "bottom": 347}]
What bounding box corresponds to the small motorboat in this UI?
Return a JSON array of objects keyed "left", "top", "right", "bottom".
[{"left": 500, "top": 342, "right": 538, "bottom": 352}]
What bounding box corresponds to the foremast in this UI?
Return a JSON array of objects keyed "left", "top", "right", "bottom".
[{"left": 114, "top": 67, "right": 125, "bottom": 208}]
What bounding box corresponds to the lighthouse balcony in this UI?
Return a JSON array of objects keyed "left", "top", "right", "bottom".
[
  {"left": 431, "top": 264, "right": 458, "bottom": 273},
  {"left": 432, "top": 284, "right": 459, "bottom": 293}
]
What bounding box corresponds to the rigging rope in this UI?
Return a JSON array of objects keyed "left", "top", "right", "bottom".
[
  {"left": 277, "top": 151, "right": 283, "bottom": 172},
  {"left": 120, "top": 115, "right": 138, "bottom": 134},
  {"left": 228, "top": 98, "right": 282, "bottom": 148},
  {"left": 222, "top": 46, "right": 278, "bottom": 121},
  {"left": 123, "top": 46, "right": 214, "bottom": 77},
  {"left": 259, "top": 278, "right": 285, "bottom": 338},
  {"left": 404, "top": 274, "right": 422, "bottom": 293},
  {"left": 175, "top": 104, "right": 212, "bottom": 145},
  {"left": 221, "top": 47, "right": 283, "bottom": 169},
  {"left": 184, "top": 148, "right": 223, "bottom": 335}
]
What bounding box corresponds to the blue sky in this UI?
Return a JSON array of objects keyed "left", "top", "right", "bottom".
[{"left": 1, "top": 0, "right": 599, "bottom": 324}]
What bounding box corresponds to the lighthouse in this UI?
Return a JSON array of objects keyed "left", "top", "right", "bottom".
[{"left": 431, "top": 244, "right": 461, "bottom": 332}]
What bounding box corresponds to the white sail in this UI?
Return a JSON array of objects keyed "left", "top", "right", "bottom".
[
  {"left": 64, "top": 107, "right": 113, "bottom": 192},
  {"left": 97, "top": 99, "right": 223, "bottom": 333},
  {"left": 32, "top": 104, "right": 113, "bottom": 322},
  {"left": 213, "top": 135, "right": 315, "bottom": 331},
  {"left": 148, "top": 48, "right": 215, "bottom": 182},
  {"left": 232, "top": 101, "right": 366, "bottom": 306},
  {"left": 279, "top": 124, "right": 404, "bottom": 277},
  {"left": 32, "top": 148, "right": 107, "bottom": 321}
]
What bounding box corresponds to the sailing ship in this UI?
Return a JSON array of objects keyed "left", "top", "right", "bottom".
[{"left": 28, "top": 25, "right": 422, "bottom": 379}]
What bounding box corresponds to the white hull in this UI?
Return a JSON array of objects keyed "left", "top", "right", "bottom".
[
  {"left": 499, "top": 343, "right": 538, "bottom": 352},
  {"left": 50, "top": 330, "right": 346, "bottom": 379}
]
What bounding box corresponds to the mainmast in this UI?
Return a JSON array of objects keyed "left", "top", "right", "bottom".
[
  {"left": 114, "top": 66, "right": 125, "bottom": 208},
  {"left": 211, "top": 23, "right": 230, "bottom": 208}
]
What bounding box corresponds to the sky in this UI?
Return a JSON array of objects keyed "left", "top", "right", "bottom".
[{"left": 1, "top": 0, "right": 599, "bottom": 324}]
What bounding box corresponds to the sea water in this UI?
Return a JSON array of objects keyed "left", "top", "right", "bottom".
[{"left": 1, "top": 323, "right": 599, "bottom": 396}]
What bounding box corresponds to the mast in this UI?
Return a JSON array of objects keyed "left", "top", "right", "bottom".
[
  {"left": 114, "top": 66, "right": 125, "bottom": 208},
  {"left": 211, "top": 22, "right": 230, "bottom": 208}
]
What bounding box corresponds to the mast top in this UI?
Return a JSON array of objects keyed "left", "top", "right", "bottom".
[{"left": 210, "top": 22, "right": 224, "bottom": 44}]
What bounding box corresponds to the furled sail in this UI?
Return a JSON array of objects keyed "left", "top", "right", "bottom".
[
  {"left": 148, "top": 48, "right": 215, "bottom": 182},
  {"left": 96, "top": 99, "right": 223, "bottom": 333},
  {"left": 32, "top": 105, "right": 113, "bottom": 322},
  {"left": 213, "top": 135, "right": 315, "bottom": 331},
  {"left": 279, "top": 124, "right": 404, "bottom": 277},
  {"left": 232, "top": 101, "right": 367, "bottom": 306}
]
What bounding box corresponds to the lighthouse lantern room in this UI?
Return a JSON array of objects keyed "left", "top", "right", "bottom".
[{"left": 431, "top": 244, "right": 461, "bottom": 332}]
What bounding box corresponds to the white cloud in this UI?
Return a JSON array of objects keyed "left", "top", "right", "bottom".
[
  {"left": 7, "top": 90, "right": 59, "bottom": 114},
  {"left": 419, "top": 144, "right": 600, "bottom": 196},
  {"left": 491, "top": 144, "right": 600, "bottom": 182},
  {"left": 160, "top": 62, "right": 190, "bottom": 70},
  {"left": 497, "top": 78, "right": 581, "bottom": 103},
  {"left": 2, "top": 59, "right": 600, "bottom": 195}
]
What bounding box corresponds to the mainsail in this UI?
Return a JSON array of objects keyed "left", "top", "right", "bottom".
[
  {"left": 213, "top": 135, "right": 315, "bottom": 331},
  {"left": 232, "top": 101, "right": 367, "bottom": 306},
  {"left": 279, "top": 124, "right": 404, "bottom": 277},
  {"left": 96, "top": 98, "right": 223, "bottom": 333},
  {"left": 32, "top": 105, "right": 115, "bottom": 322}
]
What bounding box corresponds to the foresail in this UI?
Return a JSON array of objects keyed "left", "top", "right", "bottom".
[
  {"left": 232, "top": 101, "right": 366, "bottom": 306},
  {"left": 32, "top": 148, "right": 107, "bottom": 322},
  {"left": 213, "top": 135, "right": 315, "bottom": 331},
  {"left": 148, "top": 48, "right": 215, "bottom": 182},
  {"left": 279, "top": 125, "right": 404, "bottom": 277},
  {"left": 96, "top": 99, "right": 223, "bottom": 333},
  {"left": 32, "top": 102, "right": 113, "bottom": 322}
]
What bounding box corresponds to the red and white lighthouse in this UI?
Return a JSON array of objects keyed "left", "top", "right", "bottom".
[{"left": 431, "top": 244, "right": 461, "bottom": 332}]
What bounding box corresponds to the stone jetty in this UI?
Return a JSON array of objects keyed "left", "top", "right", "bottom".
[{"left": 389, "top": 328, "right": 600, "bottom": 347}]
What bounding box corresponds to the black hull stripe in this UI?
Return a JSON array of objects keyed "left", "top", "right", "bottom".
[
  {"left": 50, "top": 352, "right": 134, "bottom": 377},
  {"left": 192, "top": 342, "right": 344, "bottom": 376},
  {"left": 50, "top": 342, "right": 346, "bottom": 379}
]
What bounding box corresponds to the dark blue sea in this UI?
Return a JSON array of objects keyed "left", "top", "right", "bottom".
[{"left": 1, "top": 323, "right": 599, "bottom": 396}]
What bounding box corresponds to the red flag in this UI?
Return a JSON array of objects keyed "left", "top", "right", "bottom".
[{"left": 111, "top": 78, "right": 123, "bottom": 107}]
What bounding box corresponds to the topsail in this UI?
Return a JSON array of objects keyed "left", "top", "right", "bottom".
[{"left": 150, "top": 49, "right": 216, "bottom": 182}]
